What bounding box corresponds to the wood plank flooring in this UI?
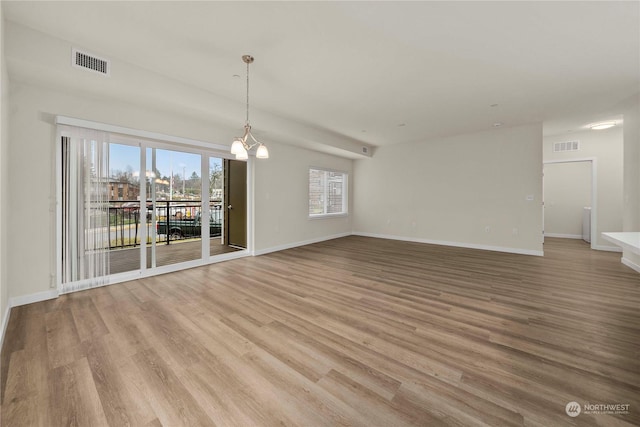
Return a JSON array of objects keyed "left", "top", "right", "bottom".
[{"left": 1, "top": 237, "right": 639, "bottom": 426}]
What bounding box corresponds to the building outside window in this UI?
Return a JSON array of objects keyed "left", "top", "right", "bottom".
[{"left": 309, "top": 168, "right": 348, "bottom": 217}]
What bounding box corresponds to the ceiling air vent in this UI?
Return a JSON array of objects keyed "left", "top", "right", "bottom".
[
  {"left": 72, "top": 48, "right": 110, "bottom": 76},
  {"left": 553, "top": 140, "right": 579, "bottom": 153}
]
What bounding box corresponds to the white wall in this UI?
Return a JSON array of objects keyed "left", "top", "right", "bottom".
[
  {"left": 353, "top": 123, "right": 543, "bottom": 255},
  {"left": 544, "top": 127, "right": 623, "bottom": 250},
  {"left": 253, "top": 141, "right": 352, "bottom": 254},
  {"left": 622, "top": 94, "right": 640, "bottom": 270},
  {"left": 543, "top": 161, "right": 591, "bottom": 238},
  {"left": 7, "top": 81, "right": 353, "bottom": 302},
  {"left": 0, "top": 0, "right": 9, "bottom": 347},
  {"left": 1, "top": 3, "right": 10, "bottom": 341}
]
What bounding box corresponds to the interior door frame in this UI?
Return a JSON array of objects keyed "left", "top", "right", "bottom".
[
  {"left": 223, "top": 158, "right": 252, "bottom": 250},
  {"left": 543, "top": 157, "right": 597, "bottom": 249}
]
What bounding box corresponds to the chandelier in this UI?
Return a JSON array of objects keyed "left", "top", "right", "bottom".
[{"left": 230, "top": 55, "right": 269, "bottom": 160}]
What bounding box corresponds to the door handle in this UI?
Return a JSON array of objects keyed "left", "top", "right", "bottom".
[{"left": 227, "top": 205, "right": 233, "bottom": 210}]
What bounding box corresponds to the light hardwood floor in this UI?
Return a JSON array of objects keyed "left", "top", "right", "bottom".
[{"left": 1, "top": 237, "right": 639, "bottom": 426}]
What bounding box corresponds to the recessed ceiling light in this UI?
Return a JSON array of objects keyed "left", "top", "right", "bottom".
[
  {"left": 232, "top": 74, "right": 240, "bottom": 78},
  {"left": 493, "top": 122, "right": 503, "bottom": 127},
  {"left": 590, "top": 122, "right": 616, "bottom": 130},
  {"left": 490, "top": 103, "right": 499, "bottom": 107}
]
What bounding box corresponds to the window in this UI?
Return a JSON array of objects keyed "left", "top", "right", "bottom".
[{"left": 309, "top": 168, "right": 348, "bottom": 217}]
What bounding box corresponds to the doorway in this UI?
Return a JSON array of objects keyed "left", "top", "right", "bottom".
[
  {"left": 145, "top": 146, "right": 204, "bottom": 269},
  {"left": 59, "top": 126, "right": 248, "bottom": 293},
  {"left": 543, "top": 159, "right": 596, "bottom": 248},
  {"left": 224, "top": 159, "right": 247, "bottom": 248}
]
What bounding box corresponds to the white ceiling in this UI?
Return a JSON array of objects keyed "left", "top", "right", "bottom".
[{"left": 3, "top": 1, "right": 639, "bottom": 157}]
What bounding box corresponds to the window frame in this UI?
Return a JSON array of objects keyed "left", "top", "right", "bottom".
[{"left": 308, "top": 167, "right": 349, "bottom": 219}]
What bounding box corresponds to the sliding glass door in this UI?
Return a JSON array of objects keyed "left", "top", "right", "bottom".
[
  {"left": 209, "top": 157, "right": 229, "bottom": 256},
  {"left": 146, "top": 147, "right": 204, "bottom": 268},
  {"left": 60, "top": 125, "right": 245, "bottom": 293},
  {"left": 107, "top": 142, "right": 142, "bottom": 274}
]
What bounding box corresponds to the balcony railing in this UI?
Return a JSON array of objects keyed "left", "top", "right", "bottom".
[{"left": 108, "top": 200, "right": 222, "bottom": 249}]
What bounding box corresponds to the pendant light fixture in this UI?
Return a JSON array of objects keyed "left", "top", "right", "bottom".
[{"left": 230, "top": 55, "right": 269, "bottom": 160}]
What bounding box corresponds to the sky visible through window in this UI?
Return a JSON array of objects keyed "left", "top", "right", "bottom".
[{"left": 109, "top": 143, "right": 221, "bottom": 181}]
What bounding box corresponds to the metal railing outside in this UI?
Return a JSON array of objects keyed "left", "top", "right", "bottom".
[{"left": 108, "top": 200, "right": 222, "bottom": 249}]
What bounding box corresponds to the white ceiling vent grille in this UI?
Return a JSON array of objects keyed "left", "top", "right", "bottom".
[
  {"left": 72, "top": 48, "right": 110, "bottom": 76},
  {"left": 553, "top": 140, "right": 580, "bottom": 153}
]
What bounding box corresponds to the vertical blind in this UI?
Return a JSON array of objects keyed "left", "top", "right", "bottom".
[{"left": 61, "top": 126, "right": 111, "bottom": 293}]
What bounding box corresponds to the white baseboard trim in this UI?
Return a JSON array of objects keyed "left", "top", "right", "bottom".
[
  {"left": 592, "top": 244, "right": 623, "bottom": 252},
  {"left": 0, "top": 304, "right": 11, "bottom": 353},
  {"left": 622, "top": 257, "right": 640, "bottom": 274},
  {"left": 9, "top": 289, "right": 59, "bottom": 308},
  {"left": 544, "top": 233, "right": 583, "bottom": 239},
  {"left": 253, "top": 232, "right": 352, "bottom": 256},
  {"left": 352, "top": 232, "right": 544, "bottom": 256}
]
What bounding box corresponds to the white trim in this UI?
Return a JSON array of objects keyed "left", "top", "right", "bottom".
[
  {"left": 253, "top": 232, "right": 352, "bottom": 256},
  {"left": 591, "top": 244, "right": 623, "bottom": 252},
  {"left": 139, "top": 138, "right": 148, "bottom": 271},
  {"left": 55, "top": 116, "right": 230, "bottom": 153},
  {"left": 544, "top": 233, "right": 583, "bottom": 239},
  {"left": 201, "top": 155, "right": 211, "bottom": 260},
  {"left": 207, "top": 249, "right": 251, "bottom": 263},
  {"left": 0, "top": 304, "right": 11, "bottom": 353},
  {"left": 309, "top": 213, "right": 349, "bottom": 220},
  {"left": 9, "top": 289, "right": 59, "bottom": 307},
  {"left": 621, "top": 257, "right": 640, "bottom": 274},
  {"left": 352, "top": 232, "right": 544, "bottom": 256},
  {"left": 56, "top": 127, "right": 63, "bottom": 293},
  {"left": 543, "top": 158, "right": 597, "bottom": 249}
]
